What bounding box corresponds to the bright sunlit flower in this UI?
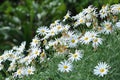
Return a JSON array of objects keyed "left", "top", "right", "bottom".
[
  {"left": 58, "top": 60, "right": 72, "bottom": 72},
  {"left": 63, "top": 11, "right": 71, "bottom": 21},
  {"left": 14, "top": 68, "right": 24, "bottom": 77},
  {"left": 30, "top": 37, "right": 40, "bottom": 47},
  {"left": 111, "top": 4, "right": 120, "bottom": 14},
  {"left": 102, "top": 21, "right": 113, "bottom": 34},
  {"left": 80, "top": 32, "right": 92, "bottom": 44},
  {"left": 68, "top": 35, "right": 78, "bottom": 48},
  {"left": 68, "top": 50, "right": 83, "bottom": 62},
  {"left": 25, "top": 66, "right": 35, "bottom": 75},
  {"left": 36, "top": 26, "right": 49, "bottom": 35},
  {"left": 92, "top": 37, "right": 102, "bottom": 48},
  {"left": 99, "top": 5, "right": 110, "bottom": 19},
  {"left": 93, "top": 62, "right": 110, "bottom": 77}
]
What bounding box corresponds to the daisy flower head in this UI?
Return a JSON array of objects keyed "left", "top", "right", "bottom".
[
  {"left": 68, "top": 50, "right": 83, "bottom": 62},
  {"left": 54, "top": 23, "right": 64, "bottom": 32},
  {"left": 93, "top": 62, "right": 110, "bottom": 77},
  {"left": 68, "top": 35, "right": 78, "bottom": 48},
  {"left": 36, "top": 26, "right": 49, "bottom": 35},
  {"left": 63, "top": 24, "right": 70, "bottom": 31},
  {"left": 72, "top": 12, "right": 86, "bottom": 27},
  {"left": 97, "top": 26, "right": 104, "bottom": 33},
  {"left": 102, "top": 21, "right": 113, "bottom": 34},
  {"left": 99, "top": 5, "right": 110, "bottom": 19},
  {"left": 111, "top": 4, "right": 120, "bottom": 15},
  {"left": 80, "top": 32, "right": 92, "bottom": 44},
  {"left": 88, "top": 31, "right": 99, "bottom": 39},
  {"left": 63, "top": 10, "right": 71, "bottom": 21},
  {"left": 50, "top": 20, "right": 60, "bottom": 28},
  {"left": 48, "top": 28, "right": 58, "bottom": 36},
  {"left": 30, "top": 47, "right": 41, "bottom": 59},
  {"left": 40, "top": 50, "right": 46, "bottom": 62},
  {"left": 25, "top": 66, "right": 35, "bottom": 75},
  {"left": 92, "top": 37, "right": 102, "bottom": 48},
  {"left": 30, "top": 37, "right": 40, "bottom": 47},
  {"left": 14, "top": 68, "right": 25, "bottom": 77},
  {"left": 58, "top": 60, "right": 72, "bottom": 73},
  {"left": 74, "top": 17, "right": 86, "bottom": 27}
]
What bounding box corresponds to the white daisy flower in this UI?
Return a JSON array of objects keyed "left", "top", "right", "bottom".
[
  {"left": 99, "top": 5, "right": 110, "bottom": 19},
  {"left": 80, "top": 32, "right": 92, "bottom": 44},
  {"left": 36, "top": 26, "right": 49, "bottom": 35},
  {"left": 25, "top": 66, "right": 35, "bottom": 75},
  {"left": 93, "top": 62, "right": 110, "bottom": 77},
  {"left": 89, "top": 31, "right": 99, "bottom": 39},
  {"left": 30, "top": 37, "right": 40, "bottom": 47},
  {"left": 14, "top": 68, "right": 25, "bottom": 77},
  {"left": 58, "top": 60, "right": 72, "bottom": 72},
  {"left": 30, "top": 47, "right": 41, "bottom": 59},
  {"left": 19, "top": 56, "right": 32, "bottom": 65},
  {"left": 102, "top": 21, "right": 113, "bottom": 34},
  {"left": 12, "top": 41, "right": 26, "bottom": 55},
  {"left": 68, "top": 35, "right": 78, "bottom": 48},
  {"left": 54, "top": 23, "right": 64, "bottom": 32},
  {"left": 48, "top": 28, "right": 58, "bottom": 36},
  {"left": 40, "top": 50, "right": 46, "bottom": 62},
  {"left": 92, "top": 37, "right": 102, "bottom": 48},
  {"left": 63, "top": 24, "right": 70, "bottom": 31},
  {"left": 50, "top": 20, "right": 60, "bottom": 28},
  {"left": 68, "top": 50, "right": 83, "bottom": 62},
  {"left": 63, "top": 10, "right": 71, "bottom": 21},
  {"left": 111, "top": 4, "right": 120, "bottom": 14}
]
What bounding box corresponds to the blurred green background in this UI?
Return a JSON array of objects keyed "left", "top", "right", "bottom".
[{"left": 0, "top": 0, "right": 120, "bottom": 53}]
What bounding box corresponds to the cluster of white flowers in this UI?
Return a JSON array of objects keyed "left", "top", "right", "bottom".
[{"left": 1, "top": 4, "right": 120, "bottom": 79}]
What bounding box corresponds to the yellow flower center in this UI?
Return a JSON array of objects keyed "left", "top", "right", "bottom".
[
  {"left": 93, "top": 38, "right": 98, "bottom": 42},
  {"left": 40, "top": 52, "right": 45, "bottom": 58},
  {"left": 57, "top": 26, "right": 61, "bottom": 30},
  {"left": 100, "top": 68, "right": 105, "bottom": 73},
  {"left": 64, "top": 65, "right": 68, "bottom": 69},
  {"left": 51, "top": 31, "right": 55, "bottom": 35},
  {"left": 106, "top": 26, "right": 112, "bottom": 30},
  {"left": 71, "top": 39, "right": 75, "bottom": 43},
  {"left": 98, "top": 27, "right": 102, "bottom": 31},
  {"left": 73, "top": 53, "right": 78, "bottom": 58},
  {"left": 17, "top": 70, "right": 21, "bottom": 75},
  {"left": 33, "top": 39, "right": 39, "bottom": 44},
  {"left": 28, "top": 69, "right": 32, "bottom": 74},
  {"left": 41, "top": 30, "right": 45, "bottom": 33},
  {"left": 79, "top": 19, "right": 83, "bottom": 23},
  {"left": 35, "top": 51, "right": 39, "bottom": 55},
  {"left": 118, "top": 7, "right": 120, "bottom": 10},
  {"left": 84, "top": 37, "right": 88, "bottom": 40}
]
